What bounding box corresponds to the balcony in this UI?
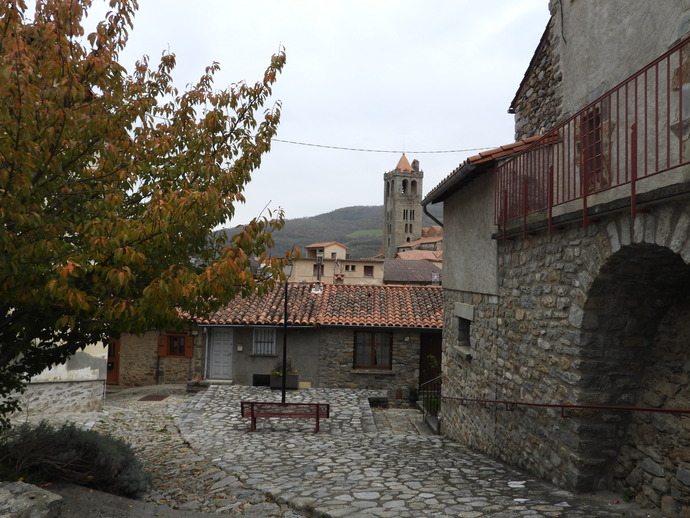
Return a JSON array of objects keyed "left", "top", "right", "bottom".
[{"left": 495, "top": 34, "right": 690, "bottom": 238}]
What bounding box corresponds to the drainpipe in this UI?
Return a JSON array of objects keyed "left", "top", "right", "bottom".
[
  {"left": 203, "top": 328, "right": 209, "bottom": 380},
  {"left": 422, "top": 202, "right": 443, "bottom": 228}
]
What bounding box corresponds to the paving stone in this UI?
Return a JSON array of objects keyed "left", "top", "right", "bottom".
[{"left": 15, "top": 384, "right": 666, "bottom": 517}]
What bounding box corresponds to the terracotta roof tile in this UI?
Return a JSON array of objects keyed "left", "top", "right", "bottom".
[
  {"left": 305, "top": 241, "right": 348, "bottom": 249},
  {"left": 395, "top": 153, "right": 413, "bottom": 172},
  {"left": 199, "top": 282, "right": 443, "bottom": 329},
  {"left": 396, "top": 250, "right": 443, "bottom": 261}
]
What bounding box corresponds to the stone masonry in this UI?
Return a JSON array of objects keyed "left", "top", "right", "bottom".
[
  {"left": 512, "top": 16, "right": 563, "bottom": 142},
  {"left": 441, "top": 200, "right": 690, "bottom": 516},
  {"left": 318, "top": 327, "right": 425, "bottom": 405}
]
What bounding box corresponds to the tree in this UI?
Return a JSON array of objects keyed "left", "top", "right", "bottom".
[{"left": 0, "top": 0, "right": 291, "bottom": 427}]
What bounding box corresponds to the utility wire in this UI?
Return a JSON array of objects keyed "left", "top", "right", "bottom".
[{"left": 272, "top": 139, "right": 490, "bottom": 154}]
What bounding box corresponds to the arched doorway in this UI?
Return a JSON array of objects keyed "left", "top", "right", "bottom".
[{"left": 576, "top": 243, "right": 690, "bottom": 507}]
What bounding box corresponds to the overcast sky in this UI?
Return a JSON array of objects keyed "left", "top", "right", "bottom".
[{"left": 89, "top": 1, "right": 551, "bottom": 226}]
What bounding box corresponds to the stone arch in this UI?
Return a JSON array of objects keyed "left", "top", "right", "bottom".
[{"left": 574, "top": 240, "right": 690, "bottom": 506}]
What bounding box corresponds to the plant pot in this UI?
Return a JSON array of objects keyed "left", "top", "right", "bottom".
[{"left": 270, "top": 374, "right": 299, "bottom": 390}]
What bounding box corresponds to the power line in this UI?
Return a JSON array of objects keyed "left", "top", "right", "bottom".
[{"left": 272, "top": 139, "right": 490, "bottom": 154}]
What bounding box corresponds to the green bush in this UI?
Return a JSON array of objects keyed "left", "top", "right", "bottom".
[{"left": 0, "top": 421, "right": 151, "bottom": 497}]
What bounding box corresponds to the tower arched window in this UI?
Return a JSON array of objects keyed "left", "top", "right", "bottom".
[
  {"left": 401, "top": 179, "right": 408, "bottom": 194},
  {"left": 411, "top": 180, "right": 417, "bottom": 195}
]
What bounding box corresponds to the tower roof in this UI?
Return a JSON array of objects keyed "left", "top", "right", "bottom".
[{"left": 395, "top": 153, "right": 413, "bottom": 172}]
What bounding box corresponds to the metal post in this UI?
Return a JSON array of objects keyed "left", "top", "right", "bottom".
[{"left": 282, "top": 278, "right": 288, "bottom": 403}]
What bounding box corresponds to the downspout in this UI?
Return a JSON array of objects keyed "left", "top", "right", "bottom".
[
  {"left": 422, "top": 202, "right": 443, "bottom": 228},
  {"left": 203, "top": 328, "right": 209, "bottom": 380}
]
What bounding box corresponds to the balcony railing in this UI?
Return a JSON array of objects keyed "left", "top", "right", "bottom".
[{"left": 495, "top": 34, "right": 690, "bottom": 237}]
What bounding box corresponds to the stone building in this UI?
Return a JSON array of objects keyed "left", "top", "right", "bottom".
[
  {"left": 14, "top": 343, "right": 107, "bottom": 417},
  {"left": 196, "top": 282, "right": 443, "bottom": 404},
  {"left": 290, "top": 241, "right": 385, "bottom": 285},
  {"left": 106, "top": 330, "right": 198, "bottom": 387},
  {"left": 423, "top": 1, "right": 690, "bottom": 515},
  {"left": 383, "top": 154, "right": 423, "bottom": 258}
]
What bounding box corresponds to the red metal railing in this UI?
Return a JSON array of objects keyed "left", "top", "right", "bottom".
[
  {"left": 443, "top": 395, "right": 690, "bottom": 418},
  {"left": 495, "top": 34, "right": 690, "bottom": 235}
]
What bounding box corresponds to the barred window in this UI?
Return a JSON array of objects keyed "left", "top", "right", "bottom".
[{"left": 253, "top": 328, "right": 276, "bottom": 356}]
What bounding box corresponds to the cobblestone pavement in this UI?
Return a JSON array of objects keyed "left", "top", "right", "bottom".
[
  {"left": 176, "top": 385, "right": 662, "bottom": 518},
  {"left": 16, "top": 384, "right": 663, "bottom": 517}
]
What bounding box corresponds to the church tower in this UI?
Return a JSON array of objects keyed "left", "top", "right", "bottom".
[{"left": 383, "top": 154, "right": 423, "bottom": 258}]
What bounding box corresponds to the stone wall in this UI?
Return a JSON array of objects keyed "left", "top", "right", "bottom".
[
  {"left": 13, "top": 380, "right": 105, "bottom": 416},
  {"left": 441, "top": 200, "right": 690, "bottom": 515},
  {"left": 513, "top": 17, "right": 563, "bottom": 141},
  {"left": 318, "top": 327, "right": 425, "bottom": 405},
  {"left": 119, "top": 331, "right": 194, "bottom": 386}
]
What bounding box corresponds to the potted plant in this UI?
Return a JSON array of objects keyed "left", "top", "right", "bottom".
[{"left": 270, "top": 358, "right": 300, "bottom": 390}]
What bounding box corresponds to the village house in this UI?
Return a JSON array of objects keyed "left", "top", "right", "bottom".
[
  {"left": 196, "top": 282, "right": 443, "bottom": 405},
  {"left": 423, "top": 1, "right": 690, "bottom": 515},
  {"left": 290, "top": 241, "right": 385, "bottom": 285}
]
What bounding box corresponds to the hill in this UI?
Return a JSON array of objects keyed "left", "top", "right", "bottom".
[{"left": 248, "top": 204, "right": 443, "bottom": 259}]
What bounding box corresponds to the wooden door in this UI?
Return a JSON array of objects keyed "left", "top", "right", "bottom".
[
  {"left": 209, "top": 328, "right": 233, "bottom": 379},
  {"left": 107, "top": 338, "right": 120, "bottom": 385},
  {"left": 419, "top": 333, "right": 442, "bottom": 386}
]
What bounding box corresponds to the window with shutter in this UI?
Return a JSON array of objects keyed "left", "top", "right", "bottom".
[{"left": 158, "top": 333, "right": 194, "bottom": 358}]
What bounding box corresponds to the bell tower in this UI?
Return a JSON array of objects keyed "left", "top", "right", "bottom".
[{"left": 383, "top": 154, "right": 423, "bottom": 258}]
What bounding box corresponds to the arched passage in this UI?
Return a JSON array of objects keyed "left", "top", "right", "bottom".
[{"left": 576, "top": 243, "right": 690, "bottom": 505}]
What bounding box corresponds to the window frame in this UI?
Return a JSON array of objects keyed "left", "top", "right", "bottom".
[
  {"left": 353, "top": 331, "right": 393, "bottom": 369},
  {"left": 158, "top": 333, "right": 194, "bottom": 358},
  {"left": 252, "top": 327, "right": 277, "bottom": 356}
]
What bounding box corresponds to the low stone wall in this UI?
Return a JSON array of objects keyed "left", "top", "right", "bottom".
[{"left": 13, "top": 380, "right": 105, "bottom": 416}]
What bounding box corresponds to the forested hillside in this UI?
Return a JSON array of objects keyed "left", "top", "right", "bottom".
[{"left": 231, "top": 204, "right": 442, "bottom": 259}]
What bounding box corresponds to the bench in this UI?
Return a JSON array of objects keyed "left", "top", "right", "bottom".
[{"left": 240, "top": 401, "right": 330, "bottom": 432}]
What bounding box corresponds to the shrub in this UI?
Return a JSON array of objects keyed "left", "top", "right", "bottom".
[{"left": 0, "top": 421, "right": 151, "bottom": 497}]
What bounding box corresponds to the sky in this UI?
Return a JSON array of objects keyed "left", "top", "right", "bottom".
[{"left": 88, "top": 0, "right": 551, "bottom": 226}]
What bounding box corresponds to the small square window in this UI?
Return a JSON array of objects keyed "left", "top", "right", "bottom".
[
  {"left": 253, "top": 328, "right": 276, "bottom": 356},
  {"left": 158, "top": 333, "right": 193, "bottom": 358},
  {"left": 354, "top": 331, "right": 392, "bottom": 369},
  {"left": 364, "top": 265, "right": 374, "bottom": 277}
]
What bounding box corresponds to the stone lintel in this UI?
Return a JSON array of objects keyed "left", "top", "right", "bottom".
[{"left": 454, "top": 303, "right": 475, "bottom": 321}]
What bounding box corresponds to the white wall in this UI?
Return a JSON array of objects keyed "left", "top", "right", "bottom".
[
  {"left": 553, "top": 0, "right": 690, "bottom": 117},
  {"left": 441, "top": 172, "right": 498, "bottom": 295}
]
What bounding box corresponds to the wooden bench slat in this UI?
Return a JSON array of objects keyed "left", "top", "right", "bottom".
[{"left": 240, "top": 401, "right": 330, "bottom": 432}]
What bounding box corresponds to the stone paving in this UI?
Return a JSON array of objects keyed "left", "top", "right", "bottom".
[{"left": 176, "top": 385, "right": 662, "bottom": 518}]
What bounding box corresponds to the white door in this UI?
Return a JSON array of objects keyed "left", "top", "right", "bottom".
[{"left": 209, "top": 328, "right": 233, "bottom": 379}]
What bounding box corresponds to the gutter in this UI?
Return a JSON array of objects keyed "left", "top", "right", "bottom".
[{"left": 421, "top": 162, "right": 480, "bottom": 228}]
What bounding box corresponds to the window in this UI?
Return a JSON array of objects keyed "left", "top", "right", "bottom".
[
  {"left": 331, "top": 252, "right": 337, "bottom": 259},
  {"left": 158, "top": 333, "right": 194, "bottom": 357},
  {"left": 253, "top": 328, "right": 276, "bottom": 355},
  {"left": 364, "top": 265, "right": 374, "bottom": 277},
  {"left": 350, "top": 265, "right": 356, "bottom": 272},
  {"left": 313, "top": 263, "right": 324, "bottom": 276},
  {"left": 579, "top": 107, "right": 609, "bottom": 193},
  {"left": 354, "top": 332, "right": 392, "bottom": 369}
]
